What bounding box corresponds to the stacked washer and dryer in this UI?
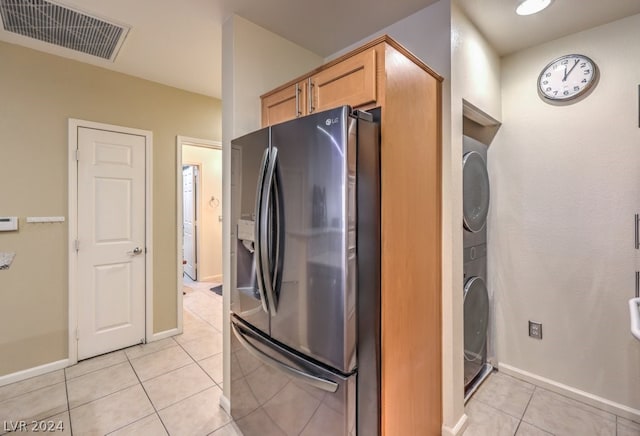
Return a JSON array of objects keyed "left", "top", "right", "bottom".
[{"left": 462, "top": 135, "right": 493, "bottom": 399}]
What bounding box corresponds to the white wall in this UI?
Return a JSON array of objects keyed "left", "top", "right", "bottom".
[
  {"left": 450, "top": 4, "right": 502, "bottom": 433},
  {"left": 491, "top": 13, "right": 640, "bottom": 416},
  {"left": 326, "top": 0, "right": 451, "bottom": 80},
  {"left": 182, "top": 144, "right": 223, "bottom": 282},
  {"left": 220, "top": 15, "right": 323, "bottom": 400}
]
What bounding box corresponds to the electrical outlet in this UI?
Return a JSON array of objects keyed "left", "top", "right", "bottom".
[{"left": 529, "top": 321, "right": 543, "bottom": 339}]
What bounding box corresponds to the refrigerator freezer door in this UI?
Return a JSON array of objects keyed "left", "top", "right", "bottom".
[
  {"left": 231, "top": 316, "right": 356, "bottom": 436},
  {"left": 269, "top": 106, "right": 357, "bottom": 373},
  {"left": 230, "top": 127, "right": 271, "bottom": 335}
]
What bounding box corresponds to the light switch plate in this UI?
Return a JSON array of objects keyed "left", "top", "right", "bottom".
[{"left": 0, "top": 217, "right": 18, "bottom": 231}]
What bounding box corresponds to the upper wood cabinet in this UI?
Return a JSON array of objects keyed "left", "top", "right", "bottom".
[
  {"left": 261, "top": 44, "right": 381, "bottom": 127},
  {"left": 309, "top": 48, "right": 378, "bottom": 113},
  {"left": 261, "top": 81, "right": 306, "bottom": 127},
  {"left": 260, "top": 35, "right": 444, "bottom": 436}
]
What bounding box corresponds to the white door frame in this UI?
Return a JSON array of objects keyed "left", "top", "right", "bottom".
[
  {"left": 176, "top": 136, "right": 222, "bottom": 332},
  {"left": 68, "top": 119, "right": 153, "bottom": 365}
]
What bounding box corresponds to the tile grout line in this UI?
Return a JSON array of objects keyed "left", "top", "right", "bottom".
[
  {"left": 174, "top": 335, "right": 221, "bottom": 369},
  {"left": 190, "top": 350, "right": 224, "bottom": 387},
  {"left": 104, "top": 412, "right": 157, "bottom": 436},
  {"left": 125, "top": 338, "right": 179, "bottom": 362},
  {"left": 517, "top": 385, "right": 538, "bottom": 433},
  {"left": 178, "top": 291, "right": 232, "bottom": 433},
  {"left": 125, "top": 350, "right": 172, "bottom": 436},
  {"left": 63, "top": 368, "right": 74, "bottom": 436},
  {"left": 0, "top": 381, "right": 71, "bottom": 434},
  {"left": 528, "top": 382, "right": 619, "bottom": 421},
  {"left": 173, "top": 335, "right": 230, "bottom": 418},
  {"left": 0, "top": 374, "right": 65, "bottom": 403},
  {"left": 183, "top": 305, "right": 223, "bottom": 334},
  {"left": 66, "top": 356, "right": 128, "bottom": 381}
]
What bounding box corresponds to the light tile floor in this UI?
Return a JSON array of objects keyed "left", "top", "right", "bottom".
[
  {"left": 465, "top": 371, "right": 640, "bottom": 436},
  {"left": 0, "top": 279, "right": 241, "bottom": 436},
  {"left": 4, "top": 280, "right": 640, "bottom": 435}
]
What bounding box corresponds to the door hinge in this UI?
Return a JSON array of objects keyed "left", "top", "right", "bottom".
[{"left": 74, "top": 239, "right": 80, "bottom": 252}]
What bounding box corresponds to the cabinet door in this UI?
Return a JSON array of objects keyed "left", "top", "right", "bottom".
[
  {"left": 261, "top": 82, "right": 305, "bottom": 127},
  {"left": 309, "top": 48, "right": 377, "bottom": 113}
]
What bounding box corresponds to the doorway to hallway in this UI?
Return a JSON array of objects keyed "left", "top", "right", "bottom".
[{"left": 176, "top": 136, "right": 223, "bottom": 334}]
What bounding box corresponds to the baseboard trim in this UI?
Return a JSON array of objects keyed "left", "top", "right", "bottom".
[
  {"left": 442, "top": 413, "right": 468, "bottom": 436},
  {"left": 0, "top": 359, "right": 69, "bottom": 387},
  {"left": 499, "top": 363, "right": 640, "bottom": 422},
  {"left": 151, "top": 327, "right": 180, "bottom": 342},
  {"left": 220, "top": 393, "right": 231, "bottom": 414}
]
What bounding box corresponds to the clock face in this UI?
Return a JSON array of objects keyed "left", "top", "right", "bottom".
[{"left": 538, "top": 54, "right": 598, "bottom": 102}]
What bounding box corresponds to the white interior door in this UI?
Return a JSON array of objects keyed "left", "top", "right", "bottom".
[
  {"left": 77, "top": 127, "right": 146, "bottom": 360},
  {"left": 183, "top": 165, "right": 197, "bottom": 280},
  {"left": 211, "top": 149, "right": 223, "bottom": 279}
]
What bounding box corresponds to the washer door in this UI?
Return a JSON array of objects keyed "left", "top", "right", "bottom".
[
  {"left": 463, "top": 276, "right": 489, "bottom": 363},
  {"left": 463, "top": 151, "right": 490, "bottom": 233}
]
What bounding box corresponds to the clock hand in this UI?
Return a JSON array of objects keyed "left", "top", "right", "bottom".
[
  {"left": 563, "top": 59, "right": 580, "bottom": 81},
  {"left": 562, "top": 64, "right": 568, "bottom": 81}
]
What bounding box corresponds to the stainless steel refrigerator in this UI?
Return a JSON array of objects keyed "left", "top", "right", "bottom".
[{"left": 230, "top": 106, "right": 380, "bottom": 436}]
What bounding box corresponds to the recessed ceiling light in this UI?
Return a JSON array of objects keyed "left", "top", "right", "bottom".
[{"left": 516, "top": 0, "right": 554, "bottom": 15}]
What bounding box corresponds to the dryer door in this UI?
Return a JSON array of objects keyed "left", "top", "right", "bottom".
[
  {"left": 463, "top": 151, "right": 490, "bottom": 233},
  {"left": 463, "top": 276, "right": 489, "bottom": 385}
]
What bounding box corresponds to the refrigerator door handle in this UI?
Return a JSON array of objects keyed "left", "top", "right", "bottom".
[
  {"left": 253, "top": 148, "right": 270, "bottom": 313},
  {"left": 260, "top": 146, "right": 280, "bottom": 314},
  {"left": 231, "top": 320, "right": 339, "bottom": 393}
]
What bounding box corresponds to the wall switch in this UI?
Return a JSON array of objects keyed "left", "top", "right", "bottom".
[
  {"left": 0, "top": 217, "right": 18, "bottom": 231},
  {"left": 529, "top": 321, "right": 543, "bottom": 339}
]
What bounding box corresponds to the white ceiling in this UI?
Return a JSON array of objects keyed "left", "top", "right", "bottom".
[
  {"left": 457, "top": 0, "right": 640, "bottom": 56},
  {"left": 1, "top": 0, "right": 639, "bottom": 99}
]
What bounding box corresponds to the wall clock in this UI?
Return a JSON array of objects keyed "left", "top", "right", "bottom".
[{"left": 538, "top": 54, "right": 599, "bottom": 103}]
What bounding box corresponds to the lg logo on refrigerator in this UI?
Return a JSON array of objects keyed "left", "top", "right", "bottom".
[{"left": 325, "top": 117, "right": 340, "bottom": 126}]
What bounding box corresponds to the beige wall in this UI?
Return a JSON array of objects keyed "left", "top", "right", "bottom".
[
  {"left": 221, "top": 15, "right": 323, "bottom": 400},
  {"left": 491, "top": 14, "right": 640, "bottom": 415},
  {"left": 182, "top": 145, "right": 223, "bottom": 282},
  {"left": 0, "top": 41, "right": 221, "bottom": 376}
]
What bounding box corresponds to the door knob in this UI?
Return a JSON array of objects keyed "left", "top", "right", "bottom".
[{"left": 128, "top": 247, "right": 143, "bottom": 256}]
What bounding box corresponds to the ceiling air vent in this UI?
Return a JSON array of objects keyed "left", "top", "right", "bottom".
[{"left": 0, "top": 0, "right": 129, "bottom": 61}]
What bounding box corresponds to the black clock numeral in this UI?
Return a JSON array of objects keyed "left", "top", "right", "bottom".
[
  {"left": 580, "top": 63, "right": 586, "bottom": 68},
  {"left": 574, "top": 86, "right": 580, "bottom": 91},
  {"left": 546, "top": 87, "right": 552, "bottom": 92},
  {"left": 561, "top": 60, "right": 569, "bottom": 65},
  {"left": 543, "top": 80, "right": 548, "bottom": 85},
  {"left": 584, "top": 69, "right": 590, "bottom": 74},
  {"left": 546, "top": 73, "right": 551, "bottom": 78},
  {"left": 563, "top": 91, "right": 569, "bottom": 96},
  {"left": 582, "top": 79, "right": 587, "bottom": 83},
  {"left": 553, "top": 91, "right": 558, "bottom": 95}
]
